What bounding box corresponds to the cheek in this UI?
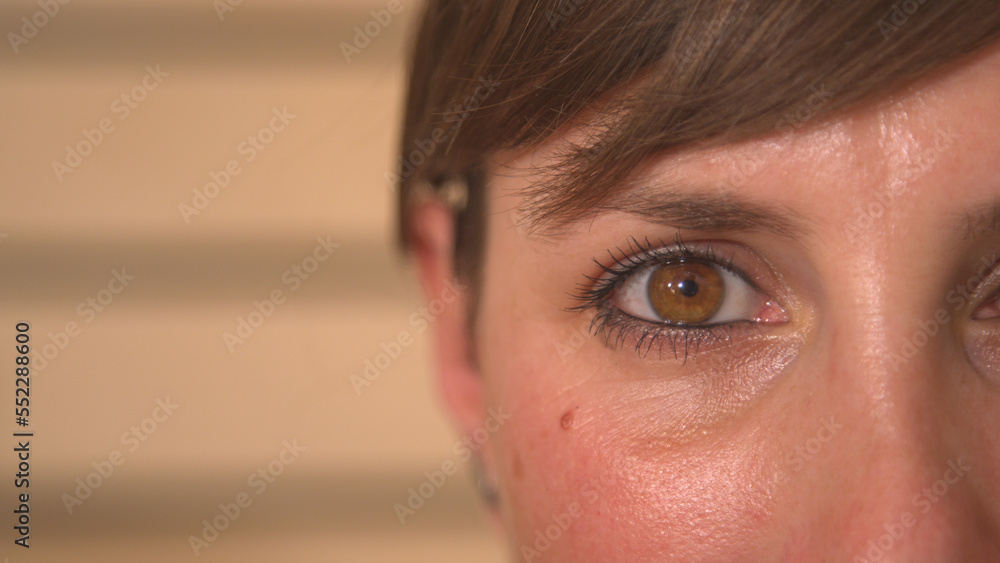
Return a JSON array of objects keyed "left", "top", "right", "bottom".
[{"left": 480, "top": 320, "right": 791, "bottom": 561}]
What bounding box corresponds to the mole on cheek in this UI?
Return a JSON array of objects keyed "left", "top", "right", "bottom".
[{"left": 560, "top": 408, "right": 576, "bottom": 430}]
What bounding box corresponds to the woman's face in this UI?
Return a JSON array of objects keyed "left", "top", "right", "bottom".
[{"left": 447, "top": 44, "right": 1000, "bottom": 560}]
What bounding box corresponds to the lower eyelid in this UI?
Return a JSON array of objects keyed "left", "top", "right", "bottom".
[
  {"left": 590, "top": 305, "right": 763, "bottom": 360},
  {"left": 964, "top": 327, "right": 1000, "bottom": 387}
]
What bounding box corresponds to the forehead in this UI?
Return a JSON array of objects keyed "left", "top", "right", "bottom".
[{"left": 496, "top": 42, "right": 1000, "bottom": 234}]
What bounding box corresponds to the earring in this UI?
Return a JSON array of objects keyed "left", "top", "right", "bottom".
[
  {"left": 472, "top": 453, "right": 500, "bottom": 509},
  {"left": 437, "top": 178, "right": 468, "bottom": 214}
]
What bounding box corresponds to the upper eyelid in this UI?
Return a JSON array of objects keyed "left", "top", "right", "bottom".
[
  {"left": 602, "top": 240, "right": 755, "bottom": 292},
  {"left": 969, "top": 256, "right": 1000, "bottom": 302},
  {"left": 568, "top": 240, "right": 692, "bottom": 311},
  {"left": 594, "top": 238, "right": 728, "bottom": 283}
]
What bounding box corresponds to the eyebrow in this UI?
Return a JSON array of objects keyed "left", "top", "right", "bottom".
[{"left": 562, "top": 185, "right": 813, "bottom": 238}]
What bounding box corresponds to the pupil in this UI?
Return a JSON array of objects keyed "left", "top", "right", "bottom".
[
  {"left": 678, "top": 279, "right": 699, "bottom": 298},
  {"left": 647, "top": 261, "right": 724, "bottom": 325}
]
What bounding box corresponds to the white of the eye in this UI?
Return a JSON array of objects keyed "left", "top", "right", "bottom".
[{"left": 615, "top": 263, "right": 759, "bottom": 324}]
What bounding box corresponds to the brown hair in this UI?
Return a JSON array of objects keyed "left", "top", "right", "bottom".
[{"left": 396, "top": 0, "right": 1000, "bottom": 281}]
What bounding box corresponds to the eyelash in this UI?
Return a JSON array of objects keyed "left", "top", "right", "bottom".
[{"left": 569, "top": 236, "right": 757, "bottom": 361}]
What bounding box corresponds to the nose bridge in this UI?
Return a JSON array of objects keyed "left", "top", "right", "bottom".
[
  {"left": 849, "top": 363, "right": 955, "bottom": 522},
  {"left": 817, "top": 247, "right": 975, "bottom": 560},
  {"left": 778, "top": 99, "right": 992, "bottom": 560},
  {"left": 817, "top": 334, "right": 971, "bottom": 561}
]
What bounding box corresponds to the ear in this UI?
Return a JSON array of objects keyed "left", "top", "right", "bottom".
[{"left": 410, "top": 202, "right": 485, "bottom": 440}]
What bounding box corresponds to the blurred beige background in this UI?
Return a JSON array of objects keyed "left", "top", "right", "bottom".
[{"left": 0, "top": 0, "right": 505, "bottom": 561}]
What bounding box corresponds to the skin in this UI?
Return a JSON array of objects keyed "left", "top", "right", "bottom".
[{"left": 412, "top": 42, "right": 1000, "bottom": 561}]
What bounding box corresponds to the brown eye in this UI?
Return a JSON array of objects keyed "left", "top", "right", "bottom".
[
  {"left": 972, "top": 296, "right": 1000, "bottom": 320},
  {"left": 648, "top": 262, "right": 724, "bottom": 324},
  {"left": 610, "top": 248, "right": 782, "bottom": 327}
]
